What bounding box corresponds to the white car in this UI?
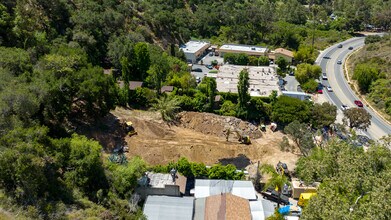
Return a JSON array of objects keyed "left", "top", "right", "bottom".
[
  {"left": 327, "top": 86, "right": 333, "bottom": 92},
  {"left": 341, "top": 105, "right": 350, "bottom": 111}
]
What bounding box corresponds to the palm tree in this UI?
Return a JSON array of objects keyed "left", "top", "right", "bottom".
[
  {"left": 151, "top": 95, "right": 181, "bottom": 122},
  {"left": 260, "top": 164, "right": 291, "bottom": 207}
]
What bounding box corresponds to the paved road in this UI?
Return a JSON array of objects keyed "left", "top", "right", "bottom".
[{"left": 316, "top": 37, "right": 391, "bottom": 140}]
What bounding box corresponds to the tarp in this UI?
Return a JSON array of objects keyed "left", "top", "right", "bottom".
[{"left": 278, "top": 205, "right": 290, "bottom": 214}]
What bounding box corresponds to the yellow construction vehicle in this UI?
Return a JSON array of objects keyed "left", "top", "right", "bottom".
[
  {"left": 123, "top": 121, "right": 137, "bottom": 137},
  {"left": 233, "top": 130, "right": 251, "bottom": 145},
  {"left": 298, "top": 193, "right": 316, "bottom": 207}
]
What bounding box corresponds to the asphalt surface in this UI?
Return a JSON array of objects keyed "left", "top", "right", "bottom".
[{"left": 316, "top": 37, "right": 391, "bottom": 140}]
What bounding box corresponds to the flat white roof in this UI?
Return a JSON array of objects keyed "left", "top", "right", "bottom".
[
  {"left": 216, "top": 65, "right": 280, "bottom": 97},
  {"left": 220, "top": 44, "right": 267, "bottom": 53},
  {"left": 182, "top": 41, "right": 210, "bottom": 54}
]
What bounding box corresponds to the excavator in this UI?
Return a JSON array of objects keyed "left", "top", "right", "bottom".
[
  {"left": 123, "top": 121, "right": 137, "bottom": 137},
  {"left": 226, "top": 128, "right": 251, "bottom": 145},
  {"left": 276, "top": 161, "right": 290, "bottom": 177}
]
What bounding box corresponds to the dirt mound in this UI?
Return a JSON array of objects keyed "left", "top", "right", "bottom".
[{"left": 178, "top": 112, "right": 263, "bottom": 139}]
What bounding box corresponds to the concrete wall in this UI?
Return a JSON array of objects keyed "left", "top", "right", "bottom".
[{"left": 136, "top": 185, "right": 181, "bottom": 200}]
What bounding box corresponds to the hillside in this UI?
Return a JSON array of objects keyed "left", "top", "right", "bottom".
[{"left": 347, "top": 34, "right": 391, "bottom": 120}]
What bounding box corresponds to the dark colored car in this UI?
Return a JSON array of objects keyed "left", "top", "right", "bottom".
[
  {"left": 205, "top": 64, "right": 213, "bottom": 69},
  {"left": 192, "top": 68, "right": 203, "bottom": 72},
  {"left": 337, "top": 60, "right": 342, "bottom": 65},
  {"left": 354, "top": 100, "right": 364, "bottom": 107},
  {"left": 261, "top": 190, "right": 290, "bottom": 205},
  {"left": 337, "top": 44, "right": 343, "bottom": 48},
  {"left": 348, "top": 46, "right": 353, "bottom": 50}
]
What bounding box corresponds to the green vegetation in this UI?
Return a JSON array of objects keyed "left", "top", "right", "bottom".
[
  {"left": 295, "top": 63, "right": 322, "bottom": 92},
  {"left": 296, "top": 140, "right": 391, "bottom": 220},
  {"left": 350, "top": 35, "right": 391, "bottom": 118},
  {"left": 0, "top": 0, "right": 390, "bottom": 218}
]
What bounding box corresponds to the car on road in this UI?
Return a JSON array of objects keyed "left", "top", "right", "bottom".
[
  {"left": 337, "top": 44, "right": 343, "bottom": 48},
  {"left": 337, "top": 60, "right": 342, "bottom": 65},
  {"left": 348, "top": 46, "right": 353, "bottom": 50},
  {"left": 322, "top": 73, "right": 328, "bottom": 80},
  {"left": 341, "top": 104, "right": 350, "bottom": 111},
  {"left": 354, "top": 100, "right": 364, "bottom": 107},
  {"left": 323, "top": 56, "right": 331, "bottom": 59},
  {"left": 192, "top": 68, "right": 203, "bottom": 72},
  {"left": 326, "top": 86, "right": 333, "bottom": 92}
]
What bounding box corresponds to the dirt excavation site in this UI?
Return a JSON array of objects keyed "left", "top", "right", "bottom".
[{"left": 87, "top": 108, "right": 299, "bottom": 170}]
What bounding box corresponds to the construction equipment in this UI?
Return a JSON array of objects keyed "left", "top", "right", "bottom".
[
  {"left": 226, "top": 128, "right": 251, "bottom": 144},
  {"left": 297, "top": 193, "right": 316, "bottom": 207},
  {"left": 123, "top": 121, "right": 137, "bottom": 137},
  {"left": 276, "top": 161, "right": 290, "bottom": 177}
]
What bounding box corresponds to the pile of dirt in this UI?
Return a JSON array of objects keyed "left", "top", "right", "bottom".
[{"left": 178, "top": 112, "right": 263, "bottom": 139}]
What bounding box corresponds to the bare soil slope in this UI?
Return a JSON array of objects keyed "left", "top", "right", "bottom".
[{"left": 110, "top": 108, "right": 298, "bottom": 170}]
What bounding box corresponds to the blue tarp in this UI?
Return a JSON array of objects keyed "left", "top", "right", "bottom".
[{"left": 278, "top": 205, "right": 290, "bottom": 214}]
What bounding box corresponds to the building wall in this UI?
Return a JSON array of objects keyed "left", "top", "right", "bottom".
[
  {"left": 136, "top": 185, "right": 181, "bottom": 200},
  {"left": 275, "top": 53, "right": 293, "bottom": 63},
  {"left": 219, "top": 49, "right": 267, "bottom": 57}
]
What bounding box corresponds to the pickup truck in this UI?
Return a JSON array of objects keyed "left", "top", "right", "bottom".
[{"left": 261, "top": 189, "right": 290, "bottom": 205}]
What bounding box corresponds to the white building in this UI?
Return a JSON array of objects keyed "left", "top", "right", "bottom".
[
  {"left": 219, "top": 44, "right": 268, "bottom": 57},
  {"left": 181, "top": 41, "right": 210, "bottom": 63},
  {"left": 216, "top": 65, "right": 279, "bottom": 97}
]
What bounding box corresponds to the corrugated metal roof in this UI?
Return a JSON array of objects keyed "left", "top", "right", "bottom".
[
  {"left": 143, "top": 196, "right": 194, "bottom": 220},
  {"left": 250, "top": 199, "right": 276, "bottom": 220},
  {"left": 194, "top": 179, "right": 257, "bottom": 200}
]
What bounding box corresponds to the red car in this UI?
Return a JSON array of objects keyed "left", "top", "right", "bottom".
[
  {"left": 354, "top": 100, "right": 363, "bottom": 107},
  {"left": 317, "top": 89, "right": 323, "bottom": 94}
]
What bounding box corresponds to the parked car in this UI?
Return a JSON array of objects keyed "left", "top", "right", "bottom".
[
  {"left": 205, "top": 64, "right": 213, "bottom": 69},
  {"left": 348, "top": 46, "right": 353, "bottom": 50},
  {"left": 322, "top": 73, "right": 328, "bottom": 80},
  {"left": 341, "top": 104, "right": 350, "bottom": 111},
  {"left": 354, "top": 100, "right": 364, "bottom": 107},
  {"left": 337, "top": 44, "right": 343, "bottom": 48},
  {"left": 192, "top": 68, "right": 203, "bottom": 72},
  {"left": 209, "top": 52, "right": 214, "bottom": 56},
  {"left": 297, "top": 85, "right": 303, "bottom": 92},
  {"left": 214, "top": 51, "right": 219, "bottom": 56},
  {"left": 196, "top": 76, "right": 201, "bottom": 83},
  {"left": 337, "top": 60, "right": 342, "bottom": 65},
  {"left": 326, "top": 86, "right": 333, "bottom": 92},
  {"left": 317, "top": 89, "right": 323, "bottom": 94}
]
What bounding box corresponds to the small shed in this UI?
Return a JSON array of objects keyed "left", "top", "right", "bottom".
[
  {"left": 129, "top": 81, "right": 143, "bottom": 90},
  {"left": 161, "top": 86, "right": 174, "bottom": 93}
]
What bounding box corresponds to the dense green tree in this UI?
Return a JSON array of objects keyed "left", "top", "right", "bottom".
[
  {"left": 353, "top": 63, "right": 379, "bottom": 93},
  {"left": 219, "top": 100, "right": 237, "bottom": 116},
  {"left": 134, "top": 42, "right": 150, "bottom": 80},
  {"left": 237, "top": 69, "right": 250, "bottom": 117},
  {"left": 343, "top": 107, "right": 372, "bottom": 131},
  {"left": 311, "top": 102, "right": 337, "bottom": 128},
  {"left": 295, "top": 63, "right": 322, "bottom": 84},
  {"left": 296, "top": 140, "right": 391, "bottom": 220},
  {"left": 276, "top": 57, "right": 288, "bottom": 77},
  {"left": 0, "top": 47, "right": 32, "bottom": 75},
  {"left": 272, "top": 96, "right": 311, "bottom": 124},
  {"left": 207, "top": 164, "right": 244, "bottom": 180},
  {"left": 301, "top": 79, "right": 319, "bottom": 93},
  {"left": 294, "top": 46, "right": 316, "bottom": 64},
  {"left": 111, "top": 156, "right": 147, "bottom": 199},
  {"left": 284, "top": 120, "right": 315, "bottom": 156},
  {"left": 258, "top": 56, "right": 270, "bottom": 66}
]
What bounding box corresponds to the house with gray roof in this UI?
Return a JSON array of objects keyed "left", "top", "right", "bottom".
[{"left": 143, "top": 195, "right": 194, "bottom": 220}]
